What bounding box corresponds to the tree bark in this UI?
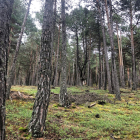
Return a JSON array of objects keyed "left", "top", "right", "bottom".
[
  {"left": 96, "top": 0, "right": 112, "bottom": 94},
  {"left": 105, "top": 0, "right": 121, "bottom": 100},
  {"left": 120, "top": 30, "right": 125, "bottom": 87},
  {"left": 6, "top": 0, "right": 32, "bottom": 98},
  {"left": 0, "top": 0, "right": 14, "bottom": 139},
  {"left": 54, "top": 23, "right": 60, "bottom": 87},
  {"left": 127, "top": 67, "right": 131, "bottom": 88},
  {"left": 32, "top": 45, "right": 39, "bottom": 86},
  {"left": 59, "top": 0, "right": 69, "bottom": 107},
  {"left": 76, "top": 28, "right": 80, "bottom": 86},
  {"left": 29, "top": 0, "right": 53, "bottom": 137},
  {"left": 116, "top": 24, "right": 125, "bottom": 88},
  {"left": 130, "top": 1, "right": 137, "bottom": 90},
  {"left": 98, "top": 21, "right": 101, "bottom": 89},
  {"left": 87, "top": 35, "right": 92, "bottom": 86}
]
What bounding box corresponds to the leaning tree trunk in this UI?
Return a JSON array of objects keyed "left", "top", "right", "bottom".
[
  {"left": 6, "top": 0, "right": 32, "bottom": 98},
  {"left": 28, "top": 0, "right": 53, "bottom": 137},
  {"left": 96, "top": 0, "right": 112, "bottom": 94},
  {"left": 59, "top": 0, "right": 69, "bottom": 107},
  {"left": 105, "top": 0, "right": 121, "bottom": 100},
  {"left": 0, "top": 0, "right": 14, "bottom": 139}
]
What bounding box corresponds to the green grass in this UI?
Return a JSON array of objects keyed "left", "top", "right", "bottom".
[
  {"left": 51, "top": 86, "right": 60, "bottom": 94},
  {"left": 11, "top": 85, "right": 96, "bottom": 95},
  {"left": 6, "top": 86, "right": 140, "bottom": 139},
  {"left": 11, "top": 85, "right": 37, "bottom": 96}
]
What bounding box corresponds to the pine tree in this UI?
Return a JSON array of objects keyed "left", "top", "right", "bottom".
[
  {"left": 29, "top": 0, "right": 53, "bottom": 137},
  {"left": 0, "top": 0, "right": 14, "bottom": 139},
  {"left": 6, "top": 0, "right": 32, "bottom": 99},
  {"left": 59, "top": 0, "right": 69, "bottom": 107},
  {"left": 119, "top": 0, "right": 140, "bottom": 90},
  {"left": 96, "top": 0, "right": 112, "bottom": 94},
  {"left": 104, "top": 0, "right": 121, "bottom": 100}
]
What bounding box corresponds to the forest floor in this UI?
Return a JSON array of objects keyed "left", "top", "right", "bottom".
[{"left": 6, "top": 85, "right": 140, "bottom": 140}]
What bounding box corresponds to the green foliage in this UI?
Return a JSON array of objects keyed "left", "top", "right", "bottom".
[{"left": 19, "top": 127, "right": 28, "bottom": 132}]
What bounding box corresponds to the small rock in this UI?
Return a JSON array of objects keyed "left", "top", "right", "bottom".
[{"left": 95, "top": 114, "right": 100, "bottom": 118}]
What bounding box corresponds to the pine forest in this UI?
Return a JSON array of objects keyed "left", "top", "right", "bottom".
[{"left": 0, "top": 0, "right": 140, "bottom": 139}]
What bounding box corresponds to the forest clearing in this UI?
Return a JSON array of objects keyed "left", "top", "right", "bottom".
[{"left": 6, "top": 85, "right": 140, "bottom": 139}]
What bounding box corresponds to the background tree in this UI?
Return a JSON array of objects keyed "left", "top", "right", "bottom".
[
  {"left": 7, "top": 0, "right": 33, "bottom": 98},
  {"left": 96, "top": 0, "right": 112, "bottom": 94},
  {"left": 119, "top": 0, "right": 140, "bottom": 90},
  {"left": 104, "top": 0, "right": 121, "bottom": 100},
  {"left": 59, "top": 0, "right": 69, "bottom": 107}
]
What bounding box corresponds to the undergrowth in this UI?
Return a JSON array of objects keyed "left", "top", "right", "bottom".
[{"left": 6, "top": 86, "right": 140, "bottom": 139}]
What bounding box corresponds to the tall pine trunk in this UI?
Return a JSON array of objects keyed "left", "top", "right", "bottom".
[
  {"left": 98, "top": 21, "right": 101, "bottom": 89},
  {"left": 76, "top": 28, "right": 80, "bottom": 86},
  {"left": 6, "top": 0, "right": 32, "bottom": 98},
  {"left": 59, "top": 0, "right": 69, "bottom": 107},
  {"left": 0, "top": 0, "right": 14, "bottom": 139},
  {"left": 105, "top": 0, "right": 121, "bottom": 100},
  {"left": 32, "top": 45, "right": 39, "bottom": 86},
  {"left": 87, "top": 35, "right": 92, "bottom": 86},
  {"left": 130, "top": 2, "right": 136, "bottom": 90},
  {"left": 96, "top": 0, "right": 112, "bottom": 94},
  {"left": 54, "top": 23, "right": 60, "bottom": 87},
  {"left": 29, "top": 0, "right": 53, "bottom": 137},
  {"left": 116, "top": 24, "right": 125, "bottom": 88}
]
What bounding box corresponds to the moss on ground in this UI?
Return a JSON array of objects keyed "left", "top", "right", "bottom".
[{"left": 6, "top": 86, "right": 140, "bottom": 139}]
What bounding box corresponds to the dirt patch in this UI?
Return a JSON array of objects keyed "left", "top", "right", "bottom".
[
  {"left": 50, "top": 92, "right": 112, "bottom": 105},
  {"left": 10, "top": 91, "right": 34, "bottom": 100},
  {"left": 10, "top": 91, "right": 112, "bottom": 104}
]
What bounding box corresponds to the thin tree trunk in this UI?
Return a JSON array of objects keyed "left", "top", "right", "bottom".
[
  {"left": 105, "top": 0, "right": 121, "bottom": 100},
  {"left": 127, "top": 67, "right": 131, "bottom": 88},
  {"left": 14, "top": 70, "right": 17, "bottom": 85},
  {"left": 32, "top": 45, "right": 39, "bottom": 86},
  {"left": 67, "top": 63, "right": 70, "bottom": 85},
  {"left": 87, "top": 35, "right": 92, "bottom": 86},
  {"left": 96, "top": 55, "right": 98, "bottom": 87},
  {"left": 0, "top": 0, "right": 14, "bottom": 139},
  {"left": 104, "top": 66, "right": 107, "bottom": 90},
  {"left": 138, "top": 61, "right": 140, "bottom": 87},
  {"left": 54, "top": 23, "right": 60, "bottom": 87},
  {"left": 76, "top": 28, "right": 80, "bottom": 86},
  {"left": 102, "top": 44, "right": 105, "bottom": 89},
  {"left": 87, "top": 43, "right": 90, "bottom": 86},
  {"left": 7, "top": 0, "right": 32, "bottom": 98},
  {"left": 29, "top": 50, "right": 33, "bottom": 85},
  {"left": 51, "top": 59, "right": 54, "bottom": 85},
  {"left": 29, "top": 0, "right": 53, "bottom": 137},
  {"left": 59, "top": 0, "right": 69, "bottom": 107},
  {"left": 7, "top": 28, "right": 13, "bottom": 59},
  {"left": 72, "top": 62, "right": 74, "bottom": 85},
  {"left": 120, "top": 30, "right": 125, "bottom": 87},
  {"left": 130, "top": 2, "right": 136, "bottom": 90},
  {"left": 96, "top": 0, "right": 112, "bottom": 94},
  {"left": 98, "top": 21, "right": 101, "bottom": 89},
  {"left": 51, "top": 0, "right": 57, "bottom": 86},
  {"left": 116, "top": 24, "right": 125, "bottom": 88}
]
